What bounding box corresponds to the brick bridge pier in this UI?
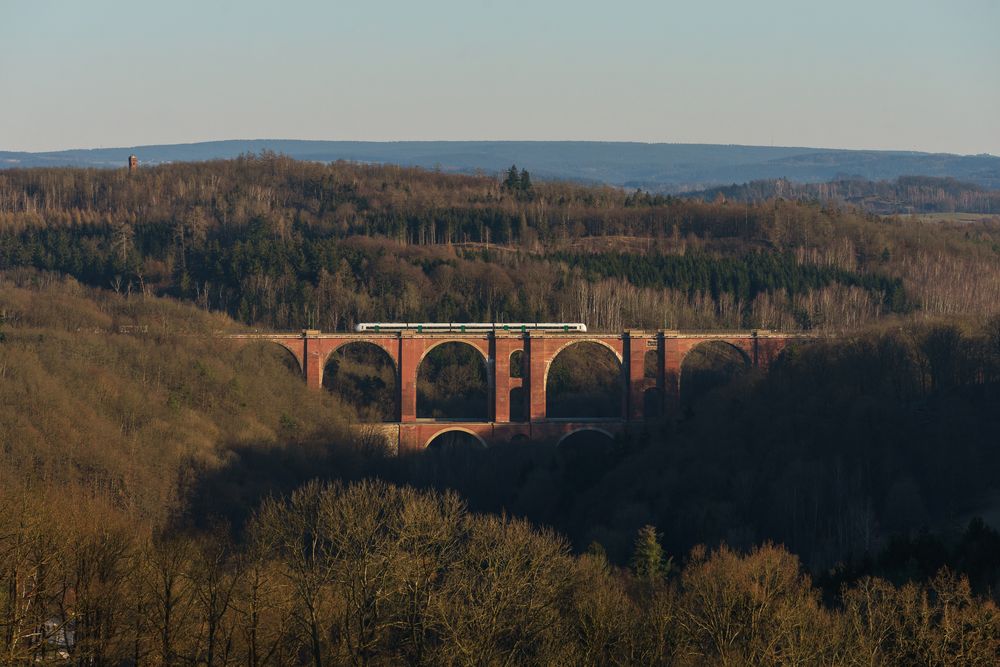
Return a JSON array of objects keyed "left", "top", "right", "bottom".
[{"left": 229, "top": 329, "right": 811, "bottom": 452}]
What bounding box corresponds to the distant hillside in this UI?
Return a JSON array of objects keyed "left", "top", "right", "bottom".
[
  {"left": 2, "top": 139, "right": 999, "bottom": 190},
  {"left": 683, "top": 176, "right": 1000, "bottom": 214},
  {"left": 3, "top": 155, "right": 999, "bottom": 335}
]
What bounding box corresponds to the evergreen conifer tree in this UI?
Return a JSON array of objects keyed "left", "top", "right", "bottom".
[
  {"left": 503, "top": 165, "right": 520, "bottom": 191},
  {"left": 631, "top": 524, "right": 668, "bottom": 582}
]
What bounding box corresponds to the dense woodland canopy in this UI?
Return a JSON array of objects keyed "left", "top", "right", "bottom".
[
  {"left": 2, "top": 156, "right": 1000, "bottom": 664},
  {"left": 1, "top": 153, "right": 998, "bottom": 332},
  {"left": 4, "top": 477, "right": 1000, "bottom": 666}
]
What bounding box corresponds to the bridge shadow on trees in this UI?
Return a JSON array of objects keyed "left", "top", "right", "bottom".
[
  {"left": 556, "top": 430, "right": 617, "bottom": 493},
  {"left": 418, "top": 342, "right": 488, "bottom": 420},
  {"left": 679, "top": 341, "right": 751, "bottom": 413},
  {"left": 546, "top": 342, "right": 623, "bottom": 419},
  {"left": 412, "top": 430, "right": 490, "bottom": 496},
  {"left": 323, "top": 342, "right": 397, "bottom": 422},
  {"left": 180, "top": 428, "right": 392, "bottom": 533},
  {"left": 185, "top": 322, "right": 1000, "bottom": 600}
]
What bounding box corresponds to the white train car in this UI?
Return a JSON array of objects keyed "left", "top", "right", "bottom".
[{"left": 353, "top": 322, "right": 588, "bottom": 333}]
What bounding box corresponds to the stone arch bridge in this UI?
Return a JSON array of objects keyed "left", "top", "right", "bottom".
[{"left": 229, "top": 329, "right": 813, "bottom": 452}]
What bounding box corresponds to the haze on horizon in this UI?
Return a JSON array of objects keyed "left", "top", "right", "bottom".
[{"left": 1, "top": 0, "right": 998, "bottom": 156}]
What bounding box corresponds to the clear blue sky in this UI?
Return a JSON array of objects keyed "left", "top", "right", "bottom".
[{"left": 2, "top": 0, "right": 997, "bottom": 154}]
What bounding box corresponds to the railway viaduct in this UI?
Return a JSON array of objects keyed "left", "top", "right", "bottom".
[{"left": 229, "top": 328, "right": 812, "bottom": 452}]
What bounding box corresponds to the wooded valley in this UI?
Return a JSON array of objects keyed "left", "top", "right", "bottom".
[{"left": 2, "top": 156, "right": 1000, "bottom": 664}]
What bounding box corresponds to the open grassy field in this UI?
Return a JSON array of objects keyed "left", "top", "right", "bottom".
[{"left": 914, "top": 212, "right": 1000, "bottom": 224}]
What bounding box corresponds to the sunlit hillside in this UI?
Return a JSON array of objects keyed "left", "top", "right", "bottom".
[{"left": 0, "top": 271, "right": 364, "bottom": 522}]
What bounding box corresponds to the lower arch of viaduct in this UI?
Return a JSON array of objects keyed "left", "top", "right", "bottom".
[{"left": 228, "top": 329, "right": 810, "bottom": 452}]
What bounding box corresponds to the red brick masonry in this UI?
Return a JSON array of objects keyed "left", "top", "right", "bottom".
[{"left": 228, "top": 329, "right": 813, "bottom": 452}]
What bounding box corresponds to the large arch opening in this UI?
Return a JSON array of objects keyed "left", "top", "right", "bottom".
[
  {"left": 679, "top": 341, "right": 751, "bottom": 411},
  {"left": 323, "top": 342, "right": 397, "bottom": 422},
  {"left": 416, "top": 429, "right": 491, "bottom": 500},
  {"left": 546, "top": 341, "right": 623, "bottom": 419},
  {"left": 417, "top": 342, "right": 489, "bottom": 420},
  {"left": 768, "top": 344, "right": 801, "bottom": 372},
  {"left": 425, "top": 429, "right": 488, "bottom": 451},
  {"left": 234, "top": 341, "right": 302, "bottom": 377}
]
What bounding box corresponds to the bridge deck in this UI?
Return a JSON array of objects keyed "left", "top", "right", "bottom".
[{"left": 228, "top": 328, "right": 816, "bottom": 340}]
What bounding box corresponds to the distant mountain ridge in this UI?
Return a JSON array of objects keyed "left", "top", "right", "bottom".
[{"left": 2, "top": 139, "right": 999, "bottom": 191}]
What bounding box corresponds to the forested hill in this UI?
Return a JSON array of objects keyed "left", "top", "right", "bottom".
[
  {"left": 685, "top": 175, "right": 1000, "bottom": 215},
  {"left": 4, "top": 157, "right": 1000, "bottom": 664},
  {"left": 3, "top": 139, "right": 999, "bottom": 189},
  {"left": 1, "top": 154, "right": 998, "bottom": 332},
  {"left": 2, "top": 248, "right": 1000, "bottom": 665}
]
